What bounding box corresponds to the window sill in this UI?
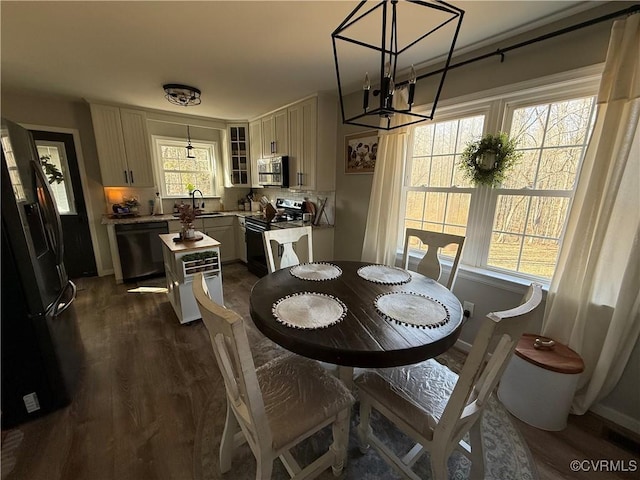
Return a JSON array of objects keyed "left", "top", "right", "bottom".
[
  {"left": 457, "top": 265, "right": 550, "bottom": 294},
  {"left": 399, "top": 250, "right": 550, "bottom": 294}
]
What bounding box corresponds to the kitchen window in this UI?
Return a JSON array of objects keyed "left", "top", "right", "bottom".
[
  {"left": 153, "top": 137, "right": 218, "bottom": 198},
  {"left": 401, "top": 77, "right": 598, "bottom": 282}
]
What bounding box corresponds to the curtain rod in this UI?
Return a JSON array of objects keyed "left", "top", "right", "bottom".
[{"left": 399, "top": 3, "right": 640, "bottom": 86}]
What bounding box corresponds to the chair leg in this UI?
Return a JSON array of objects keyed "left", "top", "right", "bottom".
[
  {"left": 255, "top": 453, "right": 273, "bottom": 480},
  {"left": 469, "top": 419, "right": 485, "bottom": 480},
  {"left": 357, "top": 398, "right": 373, "bottom": 454},
  {"left": 429, "top": 445, "right": 449, "bottom": 480},
  {"left": 220, "top": 401, "right": 238, "bottom": 473},
  {"left": 330, "top": 408, "right": 351, "bottom": 476}
]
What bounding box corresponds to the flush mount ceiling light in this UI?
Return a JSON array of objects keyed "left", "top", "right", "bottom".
[
  {"left": 186, "top": 125, "right": 196, "bottom": 158},
  {"left": 163, "top": 83, "right": 202, "bottom": 107},
  {"left": 332, "top": 0, "right": 464, "bottom": 130}
]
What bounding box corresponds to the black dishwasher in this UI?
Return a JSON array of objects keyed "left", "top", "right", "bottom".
[{"left": 115, "top": 221, "right": 169, "bottom": 281}]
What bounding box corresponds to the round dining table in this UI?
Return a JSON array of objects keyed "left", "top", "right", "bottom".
[{"left": 249, "top": 261, "right": 464, "bottom": 380}]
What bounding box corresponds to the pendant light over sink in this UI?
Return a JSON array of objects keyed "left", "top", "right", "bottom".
[
  {"left": 186, "top": 125, "right": 196, "bottom": 159},
  {"left": 331, "top": 0, "right": 464, "bottom": 130}
]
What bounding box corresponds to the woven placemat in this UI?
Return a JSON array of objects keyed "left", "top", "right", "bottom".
[
  {"left": 290, "top": 262, "right": 342, "bottom": 281},
  {"left": 375, "top": 292, "right": 450, "bottom": 329},
  {"left": 357, "top": 264, "right": 412, "bottom": 285},
  {"left": 272, "top": 292, "right": 347, "bottom": 329}
]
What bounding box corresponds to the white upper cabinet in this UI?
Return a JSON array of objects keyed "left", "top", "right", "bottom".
[
  {"left": 227, "top": 124, "right": 250, "bottom": 187},
  {"left": 90, "top": 104, "right": 154, "bottom": 187},
  {"left": 261, "top": 108, "right": 288, "bottom": 157},
  {"left": 287, "top": 94, "right": 337, "bottom": 191}
]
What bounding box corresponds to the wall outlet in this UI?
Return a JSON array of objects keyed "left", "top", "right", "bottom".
[
  {"left": 23, "top": 392, "right": 40, "bottom": 413},
  {"left": 463, "top": 301, "right": 474, "bottom": 318}
]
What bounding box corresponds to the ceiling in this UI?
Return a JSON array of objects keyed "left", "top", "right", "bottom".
[{"left": 1, "top": 1, "right": 599, "bottom": 122}]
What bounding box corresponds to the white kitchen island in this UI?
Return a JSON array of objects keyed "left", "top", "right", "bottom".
[{"left": 159, "top": 232, "right": 224, "bottom": 324}]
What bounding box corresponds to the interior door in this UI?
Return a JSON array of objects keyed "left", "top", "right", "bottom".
[{"left": 31, "top": 130, "right": 97, "bottom": 278}]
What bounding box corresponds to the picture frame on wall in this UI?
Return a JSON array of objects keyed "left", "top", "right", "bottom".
[{"left": 345, "top": 130, "right": 379, "bottom": 174}]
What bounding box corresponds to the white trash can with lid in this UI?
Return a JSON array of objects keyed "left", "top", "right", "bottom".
[{"left": 497, "top": 333, "right": 584, "bottom": 431}]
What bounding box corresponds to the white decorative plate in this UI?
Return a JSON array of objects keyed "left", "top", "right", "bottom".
[
  {"left": 272, "top": 292, "right": 347, "bottom": 329},
  {"left": 374, "top": 292, "right": 450, "bottom": 329},
  {"left": 290, "top": 262, "right": 342, "bottom": 281},
  {"left": 357, "top": 264, "right": 412, "bottom": 285}
]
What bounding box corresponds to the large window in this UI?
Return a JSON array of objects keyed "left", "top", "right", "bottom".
[
  {"left": 488, "top": 98, "right": 596, "bottom": 278},
  {"left": 402, "top": 83, "right": 597, "bottom": 282},
  {"left": 404, "top": 115, "right": 482, "bottom": 257},
  {"left": 153, "top": 137, "right": 217, "bottom": 198}
]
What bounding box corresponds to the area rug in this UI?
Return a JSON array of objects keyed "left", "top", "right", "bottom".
[{"left": 193, "top": 351, "right": 538, "bottom": 480}]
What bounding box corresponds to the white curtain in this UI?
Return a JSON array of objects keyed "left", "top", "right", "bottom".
[
  {"left": 361, "top": 92, "right": 412, "bottom": 264},
  {"left": 542, "top": 15, "right": 640, "bottom": 414}
]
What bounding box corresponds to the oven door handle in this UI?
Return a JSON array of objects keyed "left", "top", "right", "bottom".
[{"left": 245, "top": 223, "right": 266, "bottom": 234}]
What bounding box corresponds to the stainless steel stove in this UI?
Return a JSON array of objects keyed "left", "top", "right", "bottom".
[{"left": 245, "top": 198, "right": 306, "bottom": 277}]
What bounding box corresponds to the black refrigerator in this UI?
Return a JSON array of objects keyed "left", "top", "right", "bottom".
[{"left": 1, "top": 118, "right": 84, "bottom": 428}]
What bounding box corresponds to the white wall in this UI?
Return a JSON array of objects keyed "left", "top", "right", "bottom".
[{"left": 333, "top": 1, "right": 639, "bottom": 430}]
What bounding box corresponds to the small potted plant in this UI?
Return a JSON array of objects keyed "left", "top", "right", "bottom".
[
  {"left": 178, "top": 204, "right": 199, "bottom": 239},
  {"left": 458, "top": 132, "right": 522, "bottom": 187}
]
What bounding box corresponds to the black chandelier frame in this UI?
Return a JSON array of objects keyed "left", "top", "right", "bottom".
[{"left": 332, "top": 0, "right": 464, "bottom": 131}]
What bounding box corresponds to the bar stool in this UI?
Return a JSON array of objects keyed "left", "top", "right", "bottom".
[{"left": 497, "top": 333, "right": 585, "bottom": 431}]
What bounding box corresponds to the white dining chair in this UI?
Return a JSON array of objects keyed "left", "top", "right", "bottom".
[
  {"left": 403, "top": 228, "right": 465, "bottom": 290},
  {"left": 192, "top": 273, "right": 354, "bottom": 480},
  {"left": 263, "top": 225, "right": 313, "bottom": 273},
  {"left": 355, "top": 283, "right": 543, "bottom": 480}
]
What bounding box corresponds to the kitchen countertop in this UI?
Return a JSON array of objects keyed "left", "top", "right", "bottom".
[
  {"left": 101, "top": 210, "right": 247, "bottom": 225},
  {"left": 101, "top": 210, "right": 334, "bottom": 229}
]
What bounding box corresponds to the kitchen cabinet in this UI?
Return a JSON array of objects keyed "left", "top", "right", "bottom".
[
  {"left": 159, "top": 233, "right": 224, "bottom": 324},
  {"left": 249, "top": 120, "right": 263, "bottom": 188},
  {"left": 89, "top": 104, "right": 154, "bottom": 187},
  {"left": 197, "top": 216, "right": 236, "bottom": 263},
  {"left": 261, "top": 108, "right": 288, "bottom": 157},
  {"left": 227, "top": 124, "right": 250, "bottom": 187},
  {"left": 287, "top": 94, "right": 337, "bottom": 191}
]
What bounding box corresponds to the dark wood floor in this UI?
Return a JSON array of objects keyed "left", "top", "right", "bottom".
[{"left": 2, "top": 262, "right": 638, "bottom": 479}]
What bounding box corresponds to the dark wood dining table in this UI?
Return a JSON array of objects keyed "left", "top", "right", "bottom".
[{"left": 249, "top": 260, "right": 464, "bottom": 383}]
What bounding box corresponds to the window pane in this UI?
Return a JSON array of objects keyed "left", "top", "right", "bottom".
[
  {"left": 410, "top": 156, "right": 430, "bottom": 187},
  {"left": 493, "top": 195, "right": 529, "bottom": 235},
  {"left": 36, "top": 143, "right": 75, "bottom": 215},
  {"left": 520, "top": 238, "right": 559, "bottom": 278},
  {"left": 511, "top": 105, "right": 548, "bottom": 149},
  {"left": 406, "top": 191, "right": 425, "bottom": 220},
  {"left": 545, "top": 98, "right": 594, "bottom": 147},
  {"left": 487, "top": 233, "right": 521, "bottom": 271},
  {"left": 489, "top": 195, "right": 570, "bottom": 278},
  {"left": 536, "top": 147, "right": 581, "bottom": 190}
]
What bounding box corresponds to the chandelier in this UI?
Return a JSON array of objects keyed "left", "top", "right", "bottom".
[
  {"left": 163, "top": 84, "right": 202, "bottom": 107},
  {"left": 332, "top": 0, "right": 464, "bottom": 130}
]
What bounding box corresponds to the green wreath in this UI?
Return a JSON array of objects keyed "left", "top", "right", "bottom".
[{"left": 458, "top": 132, "right": 522, "bottom": 187}]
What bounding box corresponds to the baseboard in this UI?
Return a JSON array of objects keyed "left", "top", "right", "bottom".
[{"left": 590, "top": 403, "right": 640, "bottom": 436}]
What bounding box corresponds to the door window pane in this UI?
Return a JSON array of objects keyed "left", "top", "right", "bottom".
[{"left": 36, "top": 142, "right": 75, "bottom": 215}]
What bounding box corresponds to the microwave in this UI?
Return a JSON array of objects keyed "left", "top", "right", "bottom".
[{"left": 257, "top": 156, "right": 289, "bottom": 187}]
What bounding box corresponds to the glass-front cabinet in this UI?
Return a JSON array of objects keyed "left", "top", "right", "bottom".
[{"left": 228, "top": 124, "right": 249, "bottom": 186}]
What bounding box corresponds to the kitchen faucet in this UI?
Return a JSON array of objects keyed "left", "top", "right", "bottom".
[{"left": 191, "top": 189, "right": 204, "bottom": 211}]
